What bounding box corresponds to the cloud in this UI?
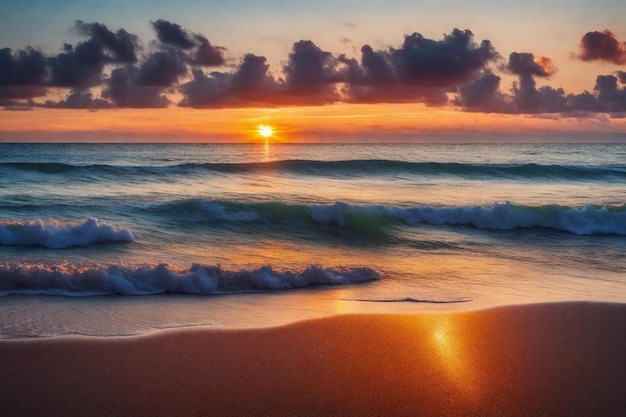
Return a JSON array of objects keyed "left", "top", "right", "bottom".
[
  {"left": 152, "top": 19, "right": 196, "bottom": 50},
  {"left": 179, "top": 54, "right": 281, "bottom": 107},
  {"left": 74, "top": 20, "right": 139, "bottom": 63},
  {"left": 230, "top": 54, "right": 280, "bottom": 96},
  {"left": 0, "top": 97, "right": 35, "bottom": 110},
  {"left": 283, "top": 40, "right": 342, "bottom": 100},
  {"left": 102, "top": 66, "right": 170, "bottom": 108},
  {"left": 453, "top": 70, "right": 509, "bottom": 112},
  {"left": 152, "top": 19, "right": 225, "bottom": 67},
  {"left": 47, "top": 21, "right": 142, "bottom": 89},
  {"left": 0, "top": 47, "right": 48, "bottom": 99},
  {"left": 506, "top": 52, "right": 556, "bottom": 77},
  {"left": 455, "top": 51, "right": 614, "bottom": 115},
  {"left": 181, "top": 42, "right": 350, "bottom": 108},
  {"left": 391, "top": 29, "right": 498, "bottom": 85},
  {"left": 593, "top": 74, "right": 626, "bottom": 112},
  {"left": 339, "top": 29, "right": 497, "bottom": 104},
  {"left": 178, "top": 69, "right": 230, "bottom": 107},
  {"left": 578, "top": 30, "right": 626, "bottom": 65},
  {"left": 1, "top": 20, "right": 625, "bottom": 115},
  {"left": 192, "top": 35, "right": 226, "bottom": 66},
  {"left": 137, "top": 50, "right": 188, "bottom": 87},
  {"left": 43, "top": 90, "right": 112, "bottom": 109},
  {"left": 47, "top": 41, "right": 106, "bottom": 88},
  {"left": 358, "top": 45, "right": 396, "bottom": 85},
  {"left": 456, "top": 52, "right": 626, "bottom": 116}
]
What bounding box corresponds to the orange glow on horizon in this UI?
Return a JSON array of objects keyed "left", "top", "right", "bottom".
[{"left": 1, "top": 103, "right": 624, "bottom": 143}]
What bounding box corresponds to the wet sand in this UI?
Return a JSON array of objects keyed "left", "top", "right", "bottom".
[{"left": 1, "top": 302, "right": 624, "bottom": 416}]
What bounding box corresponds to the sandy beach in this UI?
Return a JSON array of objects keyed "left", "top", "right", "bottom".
[{"left": 1, "top": 302, "right": 624, "bottom": 417}]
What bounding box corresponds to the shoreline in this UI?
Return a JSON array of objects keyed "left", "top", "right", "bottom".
[
  {"left": 0, "top": 299, "right": 622, "bottom": 342},
  {"left": 1, "top": 301, "right": 625, "bottom": 416}
]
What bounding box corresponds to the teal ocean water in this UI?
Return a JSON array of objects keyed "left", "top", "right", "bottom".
[{"left": 1, "top": 142, "right": 625, "bottom": 338}]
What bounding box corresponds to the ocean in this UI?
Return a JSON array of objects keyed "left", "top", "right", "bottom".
[{"left": 1, "top": 142, "right": 625, "bottom": 338}]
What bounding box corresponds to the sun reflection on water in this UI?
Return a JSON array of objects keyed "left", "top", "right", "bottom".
[{"left": 263, "top": 140, "right": 271, "bottom": 162}]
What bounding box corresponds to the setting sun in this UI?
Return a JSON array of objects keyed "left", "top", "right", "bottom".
[{"left": 258, "top": 125, "right": 274, "bottom": 139}]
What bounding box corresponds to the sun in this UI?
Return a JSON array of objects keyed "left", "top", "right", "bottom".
[{"left": 258, "top": 125, "right": 274, "bottom": 139}]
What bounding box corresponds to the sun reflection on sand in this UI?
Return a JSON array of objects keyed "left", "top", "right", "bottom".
[{"left": 428, "top": 316, "right": 480, "bottom": 399}]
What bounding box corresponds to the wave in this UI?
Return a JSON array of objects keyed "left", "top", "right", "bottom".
[
  {"left": 161, "top": 199, "right": 626, "bottom": 236},
  {"left": 3, "top": 160, "right": 625, "bottom": 180},
  {"left": 0, "top": 262, "right": 380, "bottom": 296},
  {"left": 0, "top": 218, "right": 136, "bottom": 249},
  {"left": 190, "top": 160, "right": 626, "bottom": 180}
]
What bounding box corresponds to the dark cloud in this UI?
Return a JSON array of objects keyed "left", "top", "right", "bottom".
[
  {"left": 192, "top": 35, "right": 226, "bottom": 66},
  {"left": 359, "top": 45, "right": 395, "bottom": 85},
  {"left": 74, "top": 20, "right": 139, "bottom": 63},
  {"left": 456, "top": 56, "right": 626, "bottom": 116},
  {"left": 2, "top": 20, "right": 625, "bottom": 115},
  {"left": 343, "top": 29, "right": 498, "bottom": 88},
  {"left": 457, "top": 52, "right": 575, "bottom": 114},
  {"left": 0, "top": 86, "right": 47, "bottom": 100},
  {"left": 593, "top": 74, "right": 626, "bottom": 112},
  {"left": 340, "top": 80, "right": 448, "bottom": 105},
  {"left": 578, "top": 30, "right": 626, "bottom": 65},
  {"left": 1, "top": 97, "right": 35, "bottom": 110},
  {"left": 48, "top": 41, "right": 106, "bottom": 88},
  {"left": 511, "top": 74, "right": 543, "bottom": 112},
  {"left": 230, "top": 54, "right": 279, "bottom": 96},
  {"left": 43, "top": 90, "right": 111, "bottom": 109},
  {"left": 138, "top": 50, "right": 187, "bottom": 87},
  {"left": 0, "top": 47, "right": 48, "bottom": 99},
  {"left": 339, "top": 29, "right": 497, "bottom": 104},
  {"left": 47, "top": 21, "right": 141, "bottom": 89},
  {"left": 178, "top": 69, "right": 230, "bottom": 107},
  {"left": 339, "top": 44, "right": 447, "bottom": 104},
  {"left": 102, "top": 66, "right": 170, "bottom": 108},
  {"left": 152, "top": 20, "right": 225, "bottom": 67},
  {"left": 152, "top": 19, "right": 196, "bottom": 50},
  {"left": 179, "top": 54, "right": 280, "bottom": 107},
  {"left": 391, "top": 29, "right": 498, "bottom": 86},
  {"left": 0, "top": 47, "right": 48, "bottom": 87},
  {"left": 506, "top": 52, "right": 556, "bottom": 77},
  {"left": 453, "top": 71, "right": 509, "bottom": 112},
  {"left": 283, "top": 40, "right": 342, "bottom": 99}
]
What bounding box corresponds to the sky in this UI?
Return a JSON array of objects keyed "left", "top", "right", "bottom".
[{"left": 1, "top": 0, "right": 625, "bottom": 142}]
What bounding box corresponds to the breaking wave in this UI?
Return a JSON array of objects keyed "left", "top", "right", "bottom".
[
  {"left": 0, "top": 262, "right": 381, "bottom": 296},
  {"left": 161, "top": 199, "right": 626, "bottom": 236},
  {"left": 0, "top": 218, "right": 136, "bottom": 249}
]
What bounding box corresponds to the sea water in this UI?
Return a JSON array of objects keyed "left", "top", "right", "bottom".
[{"left": 1, "top": 142, "right": 625, "bottom": 338}]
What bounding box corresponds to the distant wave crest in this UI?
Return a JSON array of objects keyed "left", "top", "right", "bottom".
[
  {"left": 0, "top": 262, "right": 381, "bottom": 296},
  {"left": 0, "top": 218, "right": 136, "bottom": 249},
  {"left": 163, "top": 199, "right": 626, "bottom": 236},
  {"left": 4, "top": 160, "right": 625, "bottom": 180}
]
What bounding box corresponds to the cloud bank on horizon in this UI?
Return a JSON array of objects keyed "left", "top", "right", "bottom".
[{"left": 1, "top": 20, "right": 625, "bottom": 117}]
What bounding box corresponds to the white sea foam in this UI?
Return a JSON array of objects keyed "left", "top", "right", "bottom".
[
  {"left": 386, "top": 202, "right": 626, "bottom": 235},
  {"left": 0, "top": 218, "right": 136, "bottom": 249},
  {"left": 0, "top": 262, "right": 381, "bottom": 296},
  {"left": 177, "top": 200, "right": 626, "bottom": 236}
]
